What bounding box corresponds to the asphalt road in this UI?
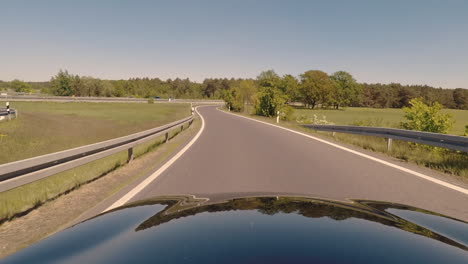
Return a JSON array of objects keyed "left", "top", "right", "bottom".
[{"left": 130, "top": 106, "right": 468, "bottom": 221}]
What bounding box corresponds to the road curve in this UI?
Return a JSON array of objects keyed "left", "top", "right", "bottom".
[{"left": 131, "top": 106, "right": 468, "bottom": 220}]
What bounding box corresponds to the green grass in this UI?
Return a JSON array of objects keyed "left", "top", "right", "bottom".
[
  {"left": 0, "top": 101, "right": 191, "bottom": 164},
  {"left": 293, "top": 107, "right": 468, "bottom": 135}
]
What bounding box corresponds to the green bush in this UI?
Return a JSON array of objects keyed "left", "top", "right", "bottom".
[
  {"left": 147, "top": 98, "right": 154, "bottom": 104},
  {"left": 400, "top": 98, "right": 454, "bottom": 134},
  {"left": 254, "top": 87, "right": 287, "bottom": 117},
  {"left": 279, "top": 105, "right": 294, "bottom": 121},
  {"left": 11, "top": 80, "right": 32, "bottom": 93},
  {"left": 222, "top": 89, "right": 243, "bottom": 112}
]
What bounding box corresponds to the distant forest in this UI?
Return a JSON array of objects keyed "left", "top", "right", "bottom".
[{"left": 0, "top": 69, "right": 467, "bottom": 110}]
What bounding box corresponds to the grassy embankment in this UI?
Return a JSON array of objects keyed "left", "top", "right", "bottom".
[
  {"left": 241, "top": 106, "right": 468, "bottom": 178},
  {"left": 0, "top": 101, "right": 191, "bottom": 221}
]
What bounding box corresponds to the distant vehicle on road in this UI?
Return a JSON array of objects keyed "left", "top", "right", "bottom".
[
  {"left": 5, "top": 194, "right": 468, "bottom": 263},
  {"left": 153, "top": 96, "right": 160, "bottom": 99}
]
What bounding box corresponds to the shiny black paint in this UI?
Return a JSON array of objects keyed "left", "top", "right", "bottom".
[{"left": 4, "top": 196, "right": 468, "bottom": 263}]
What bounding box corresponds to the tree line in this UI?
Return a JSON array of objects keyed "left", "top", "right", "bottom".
[{"left": 0, "top": 69, "right": 467, "bottom": 110}]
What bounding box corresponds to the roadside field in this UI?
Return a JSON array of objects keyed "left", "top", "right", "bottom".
[
  {"left": 293, "top": 107, "right": 468, "bottom": 136},
  {"left": 0, "top": 101, "right": 190, "bottom": 164}
]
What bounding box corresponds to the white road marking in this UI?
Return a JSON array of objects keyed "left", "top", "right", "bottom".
[
  {"left": 219, "top": 108, "right": 468, "bottom": 196},
  {"left": 103, "top": 106, "right": 207, "bottom": 212}
]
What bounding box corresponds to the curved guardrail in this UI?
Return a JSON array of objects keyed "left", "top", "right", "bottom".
[
  {"left": 0, "top": 115, "right": 194, "bottom": 192},
  {"left": 303, "top": 124, "right": 468, "bottom": 153}
]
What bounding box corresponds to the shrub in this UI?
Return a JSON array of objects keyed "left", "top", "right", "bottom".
[
  {"left": 11, "top": 80, "right": 32, "bottom": 93},
  {"left": 279, "top": 105, "right": 294, "bottom": 121},
  {"left": 222, "top": 89, "right": 243, "bottom": 112},
  {"left": 254, "top": 87, "right": 287, "bottom": 117},
  {"left": 147, "top": 98, "right": 154, "bottom": 104},
  {"left": 400, "top": 98, "right": 454, "bottom": 134}
]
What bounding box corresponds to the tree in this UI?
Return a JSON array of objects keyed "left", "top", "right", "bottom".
[
  {"left": 237, "top": 80, "right": 257, "bottom": 105},
  {"left": 279, "top": 74, "right": 300, "bottom": 102},
  {"left": 394, "top": 86, "right": 416, "bottom": 108},
  {"left": 80, "top": 77, "right": 102, "bottom": 97},
  {"left": 101, "top": 80, "right": 115, "bottom": 97},
  {"left": 257, "top": 70, "right": 280, "bottom": 89},
  {"left": 400, "top": 98, "right": 454, "bottom": 134},
  {"left": 50, "top": 70, "right": 74, "bottom": 96},
  {"left": 299, "top": 70, "right": 334, "bottom": 108},
  {"left": 202, "top": 79, "right": 218, "bottom": 98},
  {"left": 10, "top": 79, "right": 32, "bottom": 93},
  {"left": 330, "top": 71, "right": 362, "bottom": 109},
  {"left": 453, "top": 88, "right": 468, "bottom": 109},
  {"left": 70, "top": 75, "right": 86, "bottom": 96}
]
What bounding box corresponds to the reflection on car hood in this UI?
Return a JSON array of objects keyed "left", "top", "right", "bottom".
[{"left": 5, "top": 195, "right": 468, "bottom": 263}]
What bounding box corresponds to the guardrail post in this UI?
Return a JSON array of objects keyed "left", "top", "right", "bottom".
[
  {"left": 332, "top": 132, "right": 336, "bottom": 137},
  {"left": 181, "top": 125, "right": 184, "bottom": 132},
  {"left": 386, "top": 138, "right": 393, "bottom": 152},
  {"left": 165, "top": 132, "right": 169, "bottom": 142},
  {"left": 6, "top": 102, "right": 10, "bottom": 121},
  {"left": 127, "top": 147, "right": 134, "bottom": 163}
]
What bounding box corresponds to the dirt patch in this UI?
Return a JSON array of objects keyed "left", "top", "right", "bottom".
[{"left": 0, "top": 118, "right": 200, "bottom": 258}]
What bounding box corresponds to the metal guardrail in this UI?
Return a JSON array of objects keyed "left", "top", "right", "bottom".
[
  {"left": 0, "top": 115, "right": 195, "bottom": 192},
  {"left": 303, "top": 125, "right": 468, "bottom": 153},
  {"left": 0, "top": 108, "right": 17, "bottom": 122},
  {"left": 0, "top": 110, "right": 15, "bottom": 116},
  {"left": 0, "top": 95, "right": 224, "bottom": 104}
]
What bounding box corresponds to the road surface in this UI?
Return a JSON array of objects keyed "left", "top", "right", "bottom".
[{"left": 129, "top": 106, "right": 468, "bottom": 220}]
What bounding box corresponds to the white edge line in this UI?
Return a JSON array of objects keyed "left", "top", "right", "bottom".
[
  {"left": 103, "top": 106, "right": 207, "bottom": 212},
  {"left": 218, "top": 108, "right": 468, "bottom": 195}
]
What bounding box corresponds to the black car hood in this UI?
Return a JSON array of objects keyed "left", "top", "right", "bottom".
[{"left": 4, "top": 195, "right": 468, "bottom": 263}]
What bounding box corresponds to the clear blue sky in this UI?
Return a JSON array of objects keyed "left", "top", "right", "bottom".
[{"left": 1, "top": 0, "right": 467, "bottom": 88}]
